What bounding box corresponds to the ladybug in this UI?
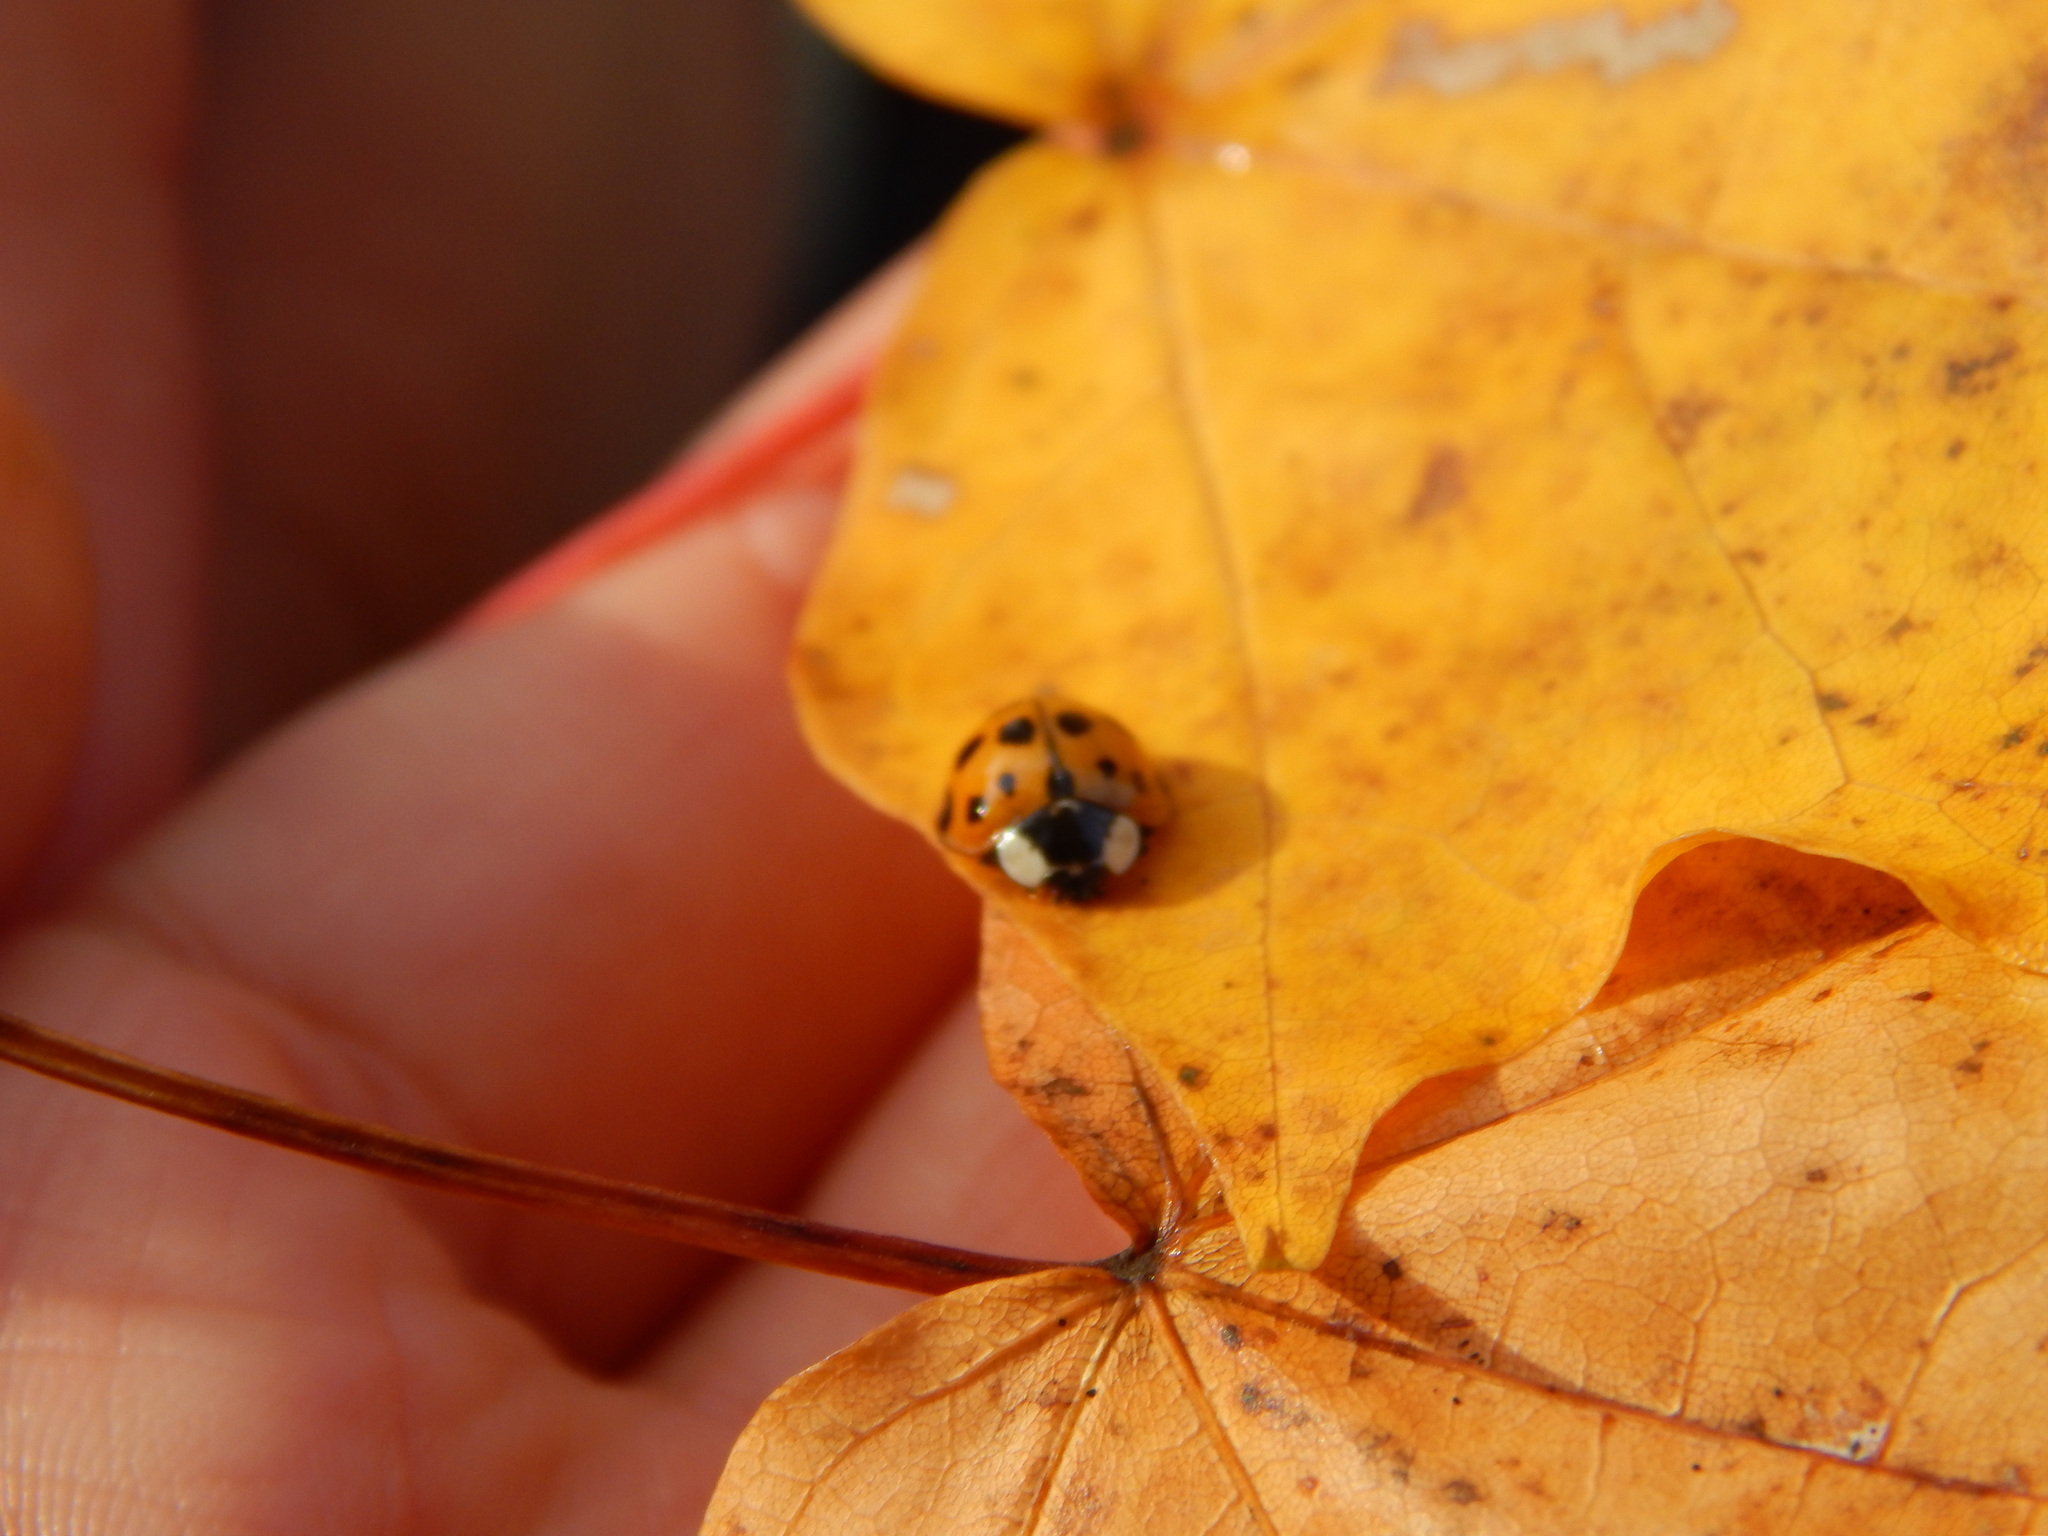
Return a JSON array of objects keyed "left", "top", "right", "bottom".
[{"left": 937, "top": 696, "right": 1171, "bottom": 900}]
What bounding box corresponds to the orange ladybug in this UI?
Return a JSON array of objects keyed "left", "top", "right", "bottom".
[{"left": 937, "top": 696, "right": 1171, "bottom": 900}]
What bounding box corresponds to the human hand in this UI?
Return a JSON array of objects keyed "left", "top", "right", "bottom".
[{"left": 0, "top": 14, "right": 1122, "bottom": 1528}]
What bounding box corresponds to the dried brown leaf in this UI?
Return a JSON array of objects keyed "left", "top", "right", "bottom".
[{"left": 706, "top": 846, "right": 2048, "bottom": 1534}]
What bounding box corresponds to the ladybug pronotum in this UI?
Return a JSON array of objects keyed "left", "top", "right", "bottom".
[{"left": 937, "top": 696, "right": 1172, "bottom": 900}]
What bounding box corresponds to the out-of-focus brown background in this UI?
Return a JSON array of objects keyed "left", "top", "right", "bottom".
[{"left": 195, "top": 0, "right": 1018, "bottom": 760}]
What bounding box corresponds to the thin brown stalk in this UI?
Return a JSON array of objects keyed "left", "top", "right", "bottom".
[{"left": 0, "top": 1011, "right": 1062, "bottom": 1295}]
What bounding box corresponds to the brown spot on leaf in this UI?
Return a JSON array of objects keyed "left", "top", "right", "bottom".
[
  {"left": 1945, "top": 341, "right": 2018, "bottom": 396},
  {"left": 1659, "top": 391, "right": 1724, "bottom": 453},
  {"left": 1406, "top": 446, "right": 1468, "bottom": 524},
  {"left": 1950, "top": 62, "right": 2048, "bottom": 254}
]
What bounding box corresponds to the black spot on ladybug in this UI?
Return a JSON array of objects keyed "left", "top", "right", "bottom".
[
  {"left": 936, "top": 798, "right": 953, "bottom": 834},
  {"left": 1097, "top": 756, "right": 1118, "bottom": 777},
  {"left": 997, "top": 772, "right": 1017, "bottom": 796},
  {"left": 1056, "top": 710, "right": 1093, "bottom": 735},
  {"left": 1047, "top": 764, "right": 1075, "bottom": 799},
  {"left": 954, "top": 734, "right": 984, "bottom": 769},
  {"left": 998, "top": 716, "right": 1036, "bottom": 745},
  {"left": 966, "top": 795, "right": 987, "bottom": 822}
]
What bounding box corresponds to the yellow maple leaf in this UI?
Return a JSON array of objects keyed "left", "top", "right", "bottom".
[{"left": 789, "top": 0, "right": 2048, "bottom": 1267}]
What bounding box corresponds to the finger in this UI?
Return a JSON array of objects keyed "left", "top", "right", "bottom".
[
  {"left": 0, "top": 276, "right": 979, "bottom": 1366},
  {"left": 572, "top": 992, "right": 1129, "bottom": 1531},
  {"left": 0, "top": 0, "right": 208, "bottom": 893},
  {"left": 0, "top": 955, "right": 721, "bottom": 1536}
]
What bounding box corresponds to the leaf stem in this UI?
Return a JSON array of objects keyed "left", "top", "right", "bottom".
[{"left": 0, "top": 1011, "right": 1061, "bottom": 1295}]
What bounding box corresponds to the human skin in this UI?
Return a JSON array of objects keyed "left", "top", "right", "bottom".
[{"left": 0, "top": 7, "right": 1123, "bottom": 1531}]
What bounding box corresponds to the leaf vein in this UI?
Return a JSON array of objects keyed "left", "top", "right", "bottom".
[
  {"left": 1131, "top": 162, "right": 1283, "bottom": 1256},
  {"left": 1143, "top": 1282, "right": 1284, "bottom": 1536}
]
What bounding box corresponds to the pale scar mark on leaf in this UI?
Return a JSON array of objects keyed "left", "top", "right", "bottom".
[
  {"left": 1379, "top": 0, "right": 1738, "bottom": 97},
  {"left": 885, "top": 464, "right": 958, "bottom": 516}
]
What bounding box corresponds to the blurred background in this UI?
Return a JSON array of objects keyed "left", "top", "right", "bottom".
[{"left": 196, "top": 0, "right": 1021, "bottom": 760}]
